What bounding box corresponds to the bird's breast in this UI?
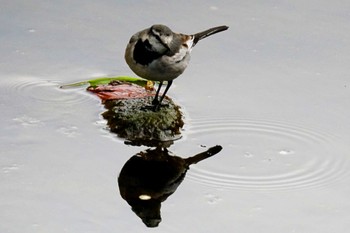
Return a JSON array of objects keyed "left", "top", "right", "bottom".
[
  {"left": 125, "top": 41, "right": 191, "bottom": 81},
  {"left": 132, "top": 39, "right": 163, "bottom": 66}
]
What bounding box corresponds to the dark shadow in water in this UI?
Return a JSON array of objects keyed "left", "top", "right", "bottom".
[{"left": 118, "top": 145, "right": 222, "bottom": 227}]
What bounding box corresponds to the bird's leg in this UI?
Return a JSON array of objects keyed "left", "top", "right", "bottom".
[
  {"left": 152, "top": 81, "right": 163, "bottom": 106},
  {"left": 159, "top": 80, "right": 172, "bottom": 104},
  {"left": 153, "top": 80, "right": 172, "bottom": 111}
]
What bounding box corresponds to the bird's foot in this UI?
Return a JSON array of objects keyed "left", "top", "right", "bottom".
[
  {"left": 146, "top": 97, "right": 167, "bottom": 111},
  {"left": 152, "top": 98, "right": 159, "bottom": 106},
  {"left": 141, "top": 104, "right": 157, "bottom": 111},
  {"left": 141, "top": 104, "right": 169, "bottom": 112},
  {"left": 140, "top": 98, "right": 160, "bottom": 111},
  {"left": 153, "top": 103, "right": 170, "bottom": 111},
  {"left": 141, "top": 101, "right": 169, "bottom": 112}
]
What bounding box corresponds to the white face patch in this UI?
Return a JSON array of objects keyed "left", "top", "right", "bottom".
[
  {"left": 163, "top": 34, "right": 173, "bottom": 45},
  {"left": 148, "top": 36, "right": 168, "bottom": 53},
  {"left": 172, "top": 47, "right": 188, "bottom": 62}
]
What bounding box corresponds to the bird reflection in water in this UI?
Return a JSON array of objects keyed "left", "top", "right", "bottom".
[{"left": 118, "top": 145, "right": 222, "bottom": 227}]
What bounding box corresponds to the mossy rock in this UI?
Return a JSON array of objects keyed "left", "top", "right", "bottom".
[
  {"left": 102, "top": 96, "right": 184, "bottom": 146},
  {"left": 62, "top": 77, "right": 184, "bottom": 146},
  {"left": 83, "top": 79, "right": 184, "bottom": 146}
]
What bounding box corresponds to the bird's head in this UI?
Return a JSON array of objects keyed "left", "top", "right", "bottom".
[{"left": 148, "top": 24, "right": 182, "bottom": 55}]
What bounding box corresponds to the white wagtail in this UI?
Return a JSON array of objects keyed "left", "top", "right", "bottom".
[{"left": 125, "top": 24, "right": 228, "bottom": 110}]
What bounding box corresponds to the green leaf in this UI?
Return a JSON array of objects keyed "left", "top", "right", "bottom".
[
  {"left": 88, "top": 76, "right": 148, "bottom": 87},
  {"left": 60, "top": 76, "right": 148, "bottom": 89}
]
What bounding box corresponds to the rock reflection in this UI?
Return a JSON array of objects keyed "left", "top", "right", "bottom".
[
  {"left": 83, "top": 80, "right": 223, "bottom": 227},
  {"left": 118, "top": 145, "right": 222, "bottom": 227}
]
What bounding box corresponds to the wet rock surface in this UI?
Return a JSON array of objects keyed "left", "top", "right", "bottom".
[
  {"left": 88, "top": 80, "right": 184, "bottom": 146},
  {"left": 102, "top": 97, "right": 184, "bottom": 146}
]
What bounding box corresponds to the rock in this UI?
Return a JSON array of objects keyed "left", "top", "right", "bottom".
[{"left": 88, "top": 81, "right": 184, "bottom": 146}]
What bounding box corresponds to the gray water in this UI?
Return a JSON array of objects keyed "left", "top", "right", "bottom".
[{"left": 1, "top": 1, "right": 350, "bottom": 232}]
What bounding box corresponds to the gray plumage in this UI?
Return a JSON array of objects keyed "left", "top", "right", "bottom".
[{"left": 125, "top": 24, "right": 228, "bottom": 110}]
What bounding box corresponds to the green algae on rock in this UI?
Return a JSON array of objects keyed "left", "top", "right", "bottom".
[
  {"left": 102, "top": 97, "right": 183, "bottom": 146},
  {"left": 87, "top": 79, "right": 184, "bottom": 146}
]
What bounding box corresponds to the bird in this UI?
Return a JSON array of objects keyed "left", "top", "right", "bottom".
[{"left": 125, "top": 24, "right": 229, "bottom": 111}]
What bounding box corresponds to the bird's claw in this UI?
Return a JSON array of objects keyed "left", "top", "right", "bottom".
[{"left": 141, "top": 103, "right": 168, "bottom": 112}]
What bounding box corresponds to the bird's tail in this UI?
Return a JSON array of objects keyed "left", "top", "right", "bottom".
[{"left": 193, "top": 25, "right": 229, "bottom": 46}]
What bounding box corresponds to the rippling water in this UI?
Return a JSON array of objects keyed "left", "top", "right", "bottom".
[
  {"left": 1, "top": 77, "right": 92, "bottom": 105},
  {"left": 2, "top": 1, "right": 350, "bottom": 232},
  {"left": 184, "top": 117, "right": 349, "bottom": 191},
  {"left": 0, "top": 76, "right": 101, "bottom": 144},
  {"left": 3, "top": 77, "right": 348, "bottom": 193}
]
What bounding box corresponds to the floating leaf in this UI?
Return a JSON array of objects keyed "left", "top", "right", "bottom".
[
  {"left": 60, "top": 76, "right": 148, "bottom": 89},
  {"left": 87, "top": 82, "right": 154, "bottom": 101},
  {"left": 88, "top": 76, "right": 148, "bottom": 87}
]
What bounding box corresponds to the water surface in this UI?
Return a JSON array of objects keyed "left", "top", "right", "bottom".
[{"left": 1, "top": 1, "right": 350, "bottom": 232}]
